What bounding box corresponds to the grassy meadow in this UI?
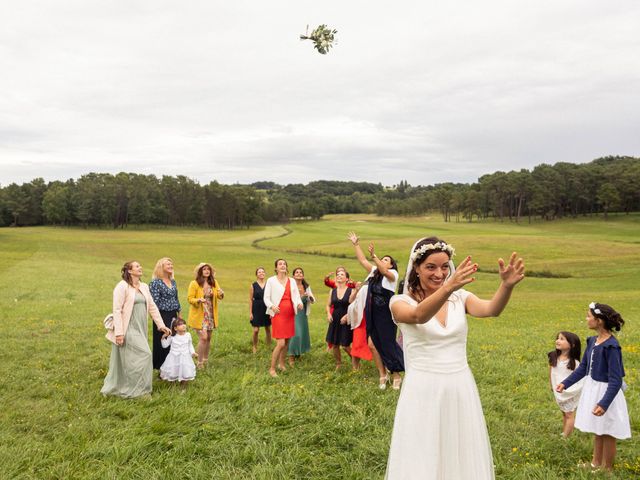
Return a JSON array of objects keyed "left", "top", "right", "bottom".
[{"left": 1, "top": 213, "right": 638, "bottom": 479}]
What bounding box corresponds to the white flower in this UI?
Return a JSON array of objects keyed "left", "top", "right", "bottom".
[
  {"left": 589, "top": 302, "right": 602, "bottom": 315},
  {"left": 410, "top": 242, "right": 455, "bottom": 263}
]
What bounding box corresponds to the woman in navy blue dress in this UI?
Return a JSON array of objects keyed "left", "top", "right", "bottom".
[
  {"left": 325, "top": 267, "right": 358, "bottom": 369},
  {"left": 249, "top": 267, "right": 272, "bottom": 353}
]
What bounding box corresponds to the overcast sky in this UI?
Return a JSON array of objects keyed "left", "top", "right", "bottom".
[{"left": 1, "top": 0, "right": 639, "bottom": 187}]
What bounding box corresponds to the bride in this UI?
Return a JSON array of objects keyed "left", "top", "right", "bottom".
[{"left": 385, "top": 237, "right": 525, "bottom": 479}]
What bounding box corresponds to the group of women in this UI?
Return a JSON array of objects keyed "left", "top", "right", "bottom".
[
  {"left": 247, "top": 232, "right": 407, "bottom": 387},
  {"left": 101, "top": 233, "right": 527, "bottom": 479},
  {"left": 101, "top": 258, "right": 223, "bottom": 398}
]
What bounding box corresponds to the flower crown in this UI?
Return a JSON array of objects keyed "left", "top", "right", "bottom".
[
  {"left": 410, "top": 242, "right": 455, "bottom": 263},
  {"left": 589, "top": 302, "right": 602, "bottom": 316}
]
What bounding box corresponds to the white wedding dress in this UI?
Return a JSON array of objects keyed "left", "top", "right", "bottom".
[{"left": 385, "top": 290, "right": 494, "bottom": 480}]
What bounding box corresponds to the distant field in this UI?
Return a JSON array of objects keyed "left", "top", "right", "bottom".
[{"left": 0, "top": 214, "right": 638, "bottom": 479}]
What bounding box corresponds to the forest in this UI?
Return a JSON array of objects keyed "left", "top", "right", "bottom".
[{"left": 0, "top": 156, "right": 638, "bottom": 228}]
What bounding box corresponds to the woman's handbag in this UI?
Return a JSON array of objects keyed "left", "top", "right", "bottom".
[{"left": 103, "top": 313, "right": 114, "bottom": 330}]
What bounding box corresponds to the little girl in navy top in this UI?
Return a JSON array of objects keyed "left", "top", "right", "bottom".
[
  {"left": 548, "top": 331, "right": 584, "bottom": 437},
  {"left": 556, "top": 303, "right": 630, "bottom": 472}
]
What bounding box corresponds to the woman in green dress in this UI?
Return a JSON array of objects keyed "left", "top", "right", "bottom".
[
  {"left": 288, "top": 267, "right": 315, "bottom": 365},
  {"left": 102, "top": 261, "right": 171, "bottom": 399}
]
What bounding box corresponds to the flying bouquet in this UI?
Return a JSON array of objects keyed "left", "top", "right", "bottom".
[{"left": 300, "top": 24, "right": 338, "bottom": 55}]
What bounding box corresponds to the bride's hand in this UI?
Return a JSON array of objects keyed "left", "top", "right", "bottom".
[
  {"left": 444, "top": 256, "right": 477, "bottom": 292},
  {"left": 498, "top": 252, "right": 525, "bottom": 288}
]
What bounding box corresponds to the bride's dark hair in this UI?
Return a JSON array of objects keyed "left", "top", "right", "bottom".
[{"left": 407, "top": 237, "right": 451, "bottom": 300}]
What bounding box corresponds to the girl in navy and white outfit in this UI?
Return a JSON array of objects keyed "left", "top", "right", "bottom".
[{"left": 556, "top": 302, "right": 630, "bottom": 473}]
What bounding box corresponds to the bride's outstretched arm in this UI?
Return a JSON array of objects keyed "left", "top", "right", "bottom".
[{"left": 465, "top": 252, "right": 525, "bottom": 318}]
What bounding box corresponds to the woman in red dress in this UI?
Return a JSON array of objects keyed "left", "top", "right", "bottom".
[{"left": 263, "top": 258, "right": 303, "bottom": 377}]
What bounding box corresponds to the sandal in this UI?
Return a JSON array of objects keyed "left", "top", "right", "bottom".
[
  {"left": 577, "top": 462, "right": 599, "bottom": 471},
  {"left": 392, "top": 376, "right": 402, "bottom": 390},
  {"left": 379, "top": 375, "right": 389, "bottom": 390}
]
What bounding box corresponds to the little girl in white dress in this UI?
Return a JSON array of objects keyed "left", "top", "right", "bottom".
[
  {"left": 160, "top": 318, "right": 197, "bottom": 385},
  {"left": 548, "top": 331, "right": 584, "bottom": 437}
]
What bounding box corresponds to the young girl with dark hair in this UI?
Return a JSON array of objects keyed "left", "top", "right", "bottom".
[
  {"left": 556, "top": 303, "right": 630, "bottom": 472},
  {"left": 160, "top": 318, "right": 197, "bottom": 388},
  {"left": 548, "top": 331, "right": 583, "bottom": 437}
]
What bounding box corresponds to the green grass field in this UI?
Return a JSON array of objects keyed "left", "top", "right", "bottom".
[{"left": 1, "top": 214, "right": 638, "bottom": 479}]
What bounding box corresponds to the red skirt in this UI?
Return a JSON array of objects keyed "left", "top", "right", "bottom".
[
  {"left": 271, "top": 281, "right": 295, "bottom": 339},
  {"left": 351, "top": 314, "right": 372, "bottom": 360}
]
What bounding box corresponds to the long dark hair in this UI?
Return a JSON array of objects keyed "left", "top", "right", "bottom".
[
  {"left": 292, "top": 267, "right": 309, "bottom": 291},
  {"left": 590, "top": 303, "right": 625, "bottom": 332},
  {"left": 548, "top": 331, "right": 581, "bottom": 370},
  {"left": 371, "top": 255, "right": 398, "bottom": 284},
  {"left": 196, "top": 264, "right": 214, "bottom": 287},
  {"left": 407, "top": 237, "right": 449, "bottom": 300}
]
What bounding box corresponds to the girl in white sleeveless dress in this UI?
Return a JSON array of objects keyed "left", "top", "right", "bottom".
[{"left": 548, "top": 331, "right": 584, "bottom": 437}]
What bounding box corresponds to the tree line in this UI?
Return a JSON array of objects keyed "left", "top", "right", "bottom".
[{"left": 0, "top": 156, "right": 638, "bottom": 228}]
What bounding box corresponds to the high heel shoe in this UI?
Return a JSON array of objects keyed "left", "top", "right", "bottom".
[
  {"left": 379, "top": 375, "right": 389, "bottom": 390},
  {"left": 392, "top": 376, "right": 402, "bottom": 390}
]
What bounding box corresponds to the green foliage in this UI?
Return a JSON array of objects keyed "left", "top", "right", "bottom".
[
  {"left": 1, "top": 214, "right": 638, "bottom": 478},
  {"left": 300, "top": 24, "right": 338, "bottom": 55},
  {"left": 2, "top": 157, "right": 640, "bottom": 229}
]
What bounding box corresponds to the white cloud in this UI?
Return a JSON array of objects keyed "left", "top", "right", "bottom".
[{"left": 1, "top": 0, "right": 639, "bottom": 187}]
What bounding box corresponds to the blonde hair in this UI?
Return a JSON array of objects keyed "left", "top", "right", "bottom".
[{"left": 152, "top": 257, "right": 174, "bottom": 280}]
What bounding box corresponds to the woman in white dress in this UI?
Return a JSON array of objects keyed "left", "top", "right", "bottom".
[{"left": 385, "top": 237, "right": 525, "bottom": 480}]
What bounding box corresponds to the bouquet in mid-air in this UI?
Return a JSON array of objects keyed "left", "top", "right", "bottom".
[{"left": 300, "top": 24, "right": 338, "bottom": 55}]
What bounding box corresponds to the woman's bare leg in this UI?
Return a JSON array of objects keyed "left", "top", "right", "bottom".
[
  {"left": 369, "top": 338, "right": 387, "bottom": 381},
  {"left": 252, "top": 327, "right": 259, "bottom": 353},
  {"left": 270, "top": 338, "right": 286, "bottom": 377},
  {"left": 333, "top": 346, "right": 342, "bottom": 369}
]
